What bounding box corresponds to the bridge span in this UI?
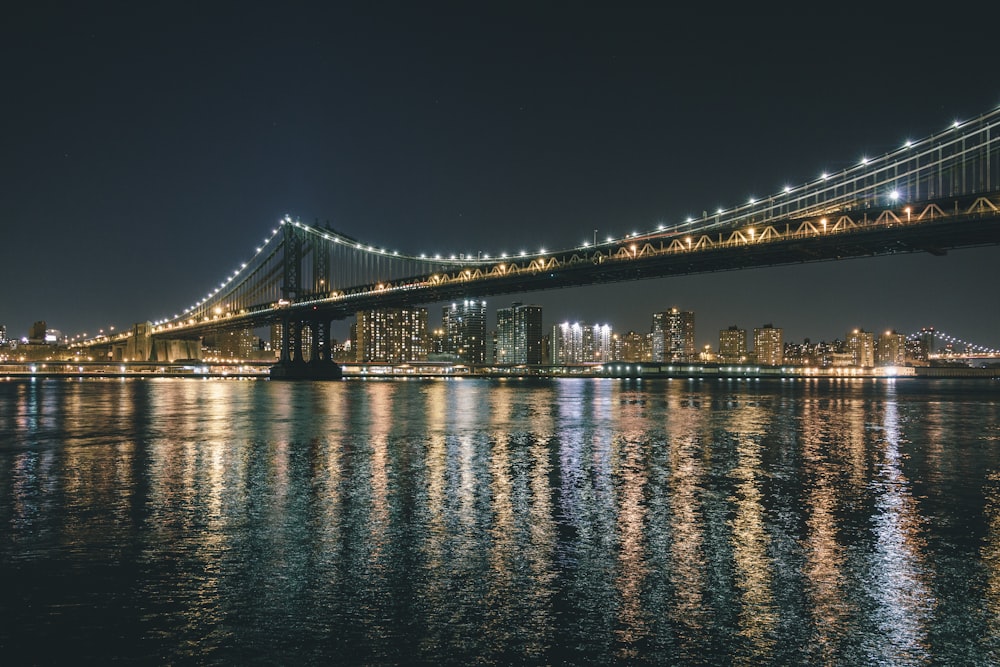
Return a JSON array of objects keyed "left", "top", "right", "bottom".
[{"left": 71, "top": 106, "right": 1000, "bottom": 376}]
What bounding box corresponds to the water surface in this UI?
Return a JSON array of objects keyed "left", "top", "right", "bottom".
[{"left": 1, "top": 376, "right": 999, "bottom": 665}]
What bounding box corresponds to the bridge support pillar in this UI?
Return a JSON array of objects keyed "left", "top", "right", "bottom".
[
  {"left": 310, "top": 318, "right": 332, "bottom": 364},
  {"left": 271, "top": 315, "right": 341, "bottom": 380},
  {"left": 278, "top": 316, "right": 307, "bottom": 365}
]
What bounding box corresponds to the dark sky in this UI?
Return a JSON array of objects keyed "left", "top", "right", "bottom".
[{"left": 3, "top": 3, "right": 998, "bottom": 349}]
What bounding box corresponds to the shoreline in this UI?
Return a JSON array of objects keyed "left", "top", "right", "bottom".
[{"left": 1, "top": 363, "right": 998, "bottom": 381}]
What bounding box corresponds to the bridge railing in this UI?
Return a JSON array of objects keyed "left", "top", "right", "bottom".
[{"left": 121, "top": 104, "right": 1000, "bottom": 344}]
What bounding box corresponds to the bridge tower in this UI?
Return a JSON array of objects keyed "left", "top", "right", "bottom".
[
  {"left": 310, "top": 224, "right": 333, "bottom": 364},
  {"left": 271, "top": 221, "right": 342, "bottom": 379},
  {"left": 278, "top": 220, "right": 303, "bottom": 364}
]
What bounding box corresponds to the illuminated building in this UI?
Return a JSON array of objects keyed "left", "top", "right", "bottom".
[
  {"left": 214, "top": 328, "right": 259, "bottom": 359},
  {"left": 876, "top": 330, "right": 907, "bottom": 366},
  {"left": 611, "top": 333, "right": 623, "bottom": 361},
  {"left": 905, "top": 336, "right": 929, "bottom": 363},
  {"left": 590, "top": 323, "right": 613, "bottom": 362},
  {"left": 718, "top": 325, "right": 747, "bottom": 363},
  {"left": 651, "top": 308, "right": 695, "bottom": 362},
  {"left": 619, "top": 331, "right": 651, "bottom": 362},
  {"left": 752, "top": 324, "right": 783, "bottom": 365},
  {"left": 429, "top": 328, "right": 446, "bottom": 354},
  {"left": 356, "top": 307, "right": 428, "bottom": 363},
  {"left": 845, "top": 328, "right": 875, "bottom": 367},
  {"left": 783, "top": 338, "right": 832, "bottom": 366},
  {"left": 552, "top": 322, "right": 613, "bottom": 364},
  {"left": 495, "top": 302, "right": 543, "bottom": 364},
  {"left": 0, "top": 324, "right": 6, "bottom": 345},
  {"left": 331, "top": 338, "right": 354, "bottom": 363},
  {"left": 442, "top": 299, "right": 487, "bottom": 364}
]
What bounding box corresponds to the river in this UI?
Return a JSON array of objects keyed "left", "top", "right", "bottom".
[{"left": 1, "top": 376, "right": 999, "bottom": 665}]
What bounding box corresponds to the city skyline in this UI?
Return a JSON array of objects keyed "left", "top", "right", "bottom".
[
  {"left": 2, "top": 5, "right": 998, "bottom": 346},
  {"left": 4, "top": 294, "right": 995, "bottom": 360}
]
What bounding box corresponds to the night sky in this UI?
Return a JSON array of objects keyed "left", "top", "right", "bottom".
[{"left": 3, "top": 3, "right": 999, "bottom": 349}]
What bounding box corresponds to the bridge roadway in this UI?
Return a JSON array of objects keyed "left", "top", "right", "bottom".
[{"left": 147, "top": 192, "right": 1000, "bottom": 341}]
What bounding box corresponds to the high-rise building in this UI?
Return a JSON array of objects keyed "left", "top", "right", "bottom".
[
  {"left": 718, "top": 325, "right": 748, "bottom": 363},
  {"left": 845, "top": 329, "right": 875, "bottom": 367},
  {"left": 904, "top": 336, "right": 928, "bottom": 364},
  {"left": 784, "top": 338, "right": 829, "bottom": 366},
  {"left": 619, "top": 331, "right": 651, "bottom": 362},
  {"left": 651, "top": 308, "right": 695, "bottom": 362},
  {"left": 495, "top": 302, "right": 544, "bottom": 364},
  {"left": 918, "top": 327, "right": 938, "bottom": 354},
  {"left": 215, "top": 328, "right": 259, "bottom": 359},
  {"left": 442, "top": 300, "right": 487, "bottom": 364},
  {"left": 876, "top": 330, "right": 907, "bottom": 366},
  {"left": 552, "top": 322, "right": 585, "bottom": 364},
  {"left": 331, "top": 339, "right": 354, "bottom": 363},
  {"left": 0, "top": 324, "right": 7, "bottom": 345},
  {"left": 356, "top": 308, "right": 428, "bottom": 363},
  {"left": 552, "top": 322, "right": 613, "bottom": 364},
  {"left": 429, "top": 328, "right": 446, "bottom": 355},
  {"left": 753, "top": 324, "right": 783, "bottom": 365},
  {"left": 589, "top": 324, "right": 613, "bottom": 363}
]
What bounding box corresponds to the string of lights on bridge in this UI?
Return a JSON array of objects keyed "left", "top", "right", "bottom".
[
  {"left": 908, "top": 329, "right": 1000, "bottom": 356},
  {"left": 70, "top": 104, "right": 1000, "bottom": 342},
  {"left": 168, "top": 112, "right": 987, "bottom": 327}
]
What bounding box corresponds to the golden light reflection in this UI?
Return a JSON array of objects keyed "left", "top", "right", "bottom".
[
  {"left": 423, "top": 380, "right": 448, "bottom": 433},
  {"left": 364, "top": 382, "right": 393, "bottom": 550},
  {"left": 613, "top": 435, "right": 650, "bottom": 662},
  {"left": 799, "top": 395, "right": 848, "bottom": 661},
  {"left": 314, "top": 386, "right": 346, "bottom": 559},
  {"left": 484, "top": 430, "right": 516, "bottom": 647},
  {"left": 727, "top": 404, "right": 777, "bottom": 664},
  {"left": 665, "top": 406, "right": 709, "bottom": 649}
]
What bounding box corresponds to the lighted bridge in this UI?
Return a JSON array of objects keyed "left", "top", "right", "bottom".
[{"left": 76, "top": 106, "right": 1000, "bottom": 377}]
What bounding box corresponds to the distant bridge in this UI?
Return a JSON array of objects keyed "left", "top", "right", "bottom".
[{"left": 74, "top": 107, "right": 1000, "bottom": 375}]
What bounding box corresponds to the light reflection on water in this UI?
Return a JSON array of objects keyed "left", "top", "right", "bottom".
[{"left": 1, "top": 377, "right": 999, "bottom": 665}]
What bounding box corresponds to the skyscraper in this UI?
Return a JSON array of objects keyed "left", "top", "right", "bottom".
[
  {"left": 718, "top": 325, "right": 747, "bottom": 363},
  {"left": 552, "top": 322, "right": 613, "bottom": 364},
  {"left": 495, "top": 302, "right": 543, "bottom": 364},
  {"left": 590, "top": 323, "right": 613, "bottom": 362},
  {"left": 876, "top": 330, "right": 907, "bottom": 366},
  {"left": 651, "top": 308, "right": 695, "bottom": 362},
  {"left": 845, "top": 329, "right": 875, "bottom": 367},
  {"left": 356, "top": 308, "right": 428, "bottom": 363},
  {"left": 753, "top": 324, "right": 783, "bottom": 366},
  {"left": 619, "top": 331, "right": 651, "bottom": 362},
  {"left": 442, "top": 299, "right": 487, "bottom": 364},
  {"left": 216, "top": 328, "right": 259, "bottom": 360}
]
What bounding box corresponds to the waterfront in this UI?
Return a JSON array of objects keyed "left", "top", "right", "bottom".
[{"left": 2, "top": 377, "right": 999, "bottom": 665}]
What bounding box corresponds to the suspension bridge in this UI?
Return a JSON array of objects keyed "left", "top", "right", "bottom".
[{"left": 73, "top": 107, "right": 1000, "bottom": 378}]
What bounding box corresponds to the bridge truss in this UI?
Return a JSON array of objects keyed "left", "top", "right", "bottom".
[{"left": 79, "top": 106, "right": 1000, "bottom": 371}]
